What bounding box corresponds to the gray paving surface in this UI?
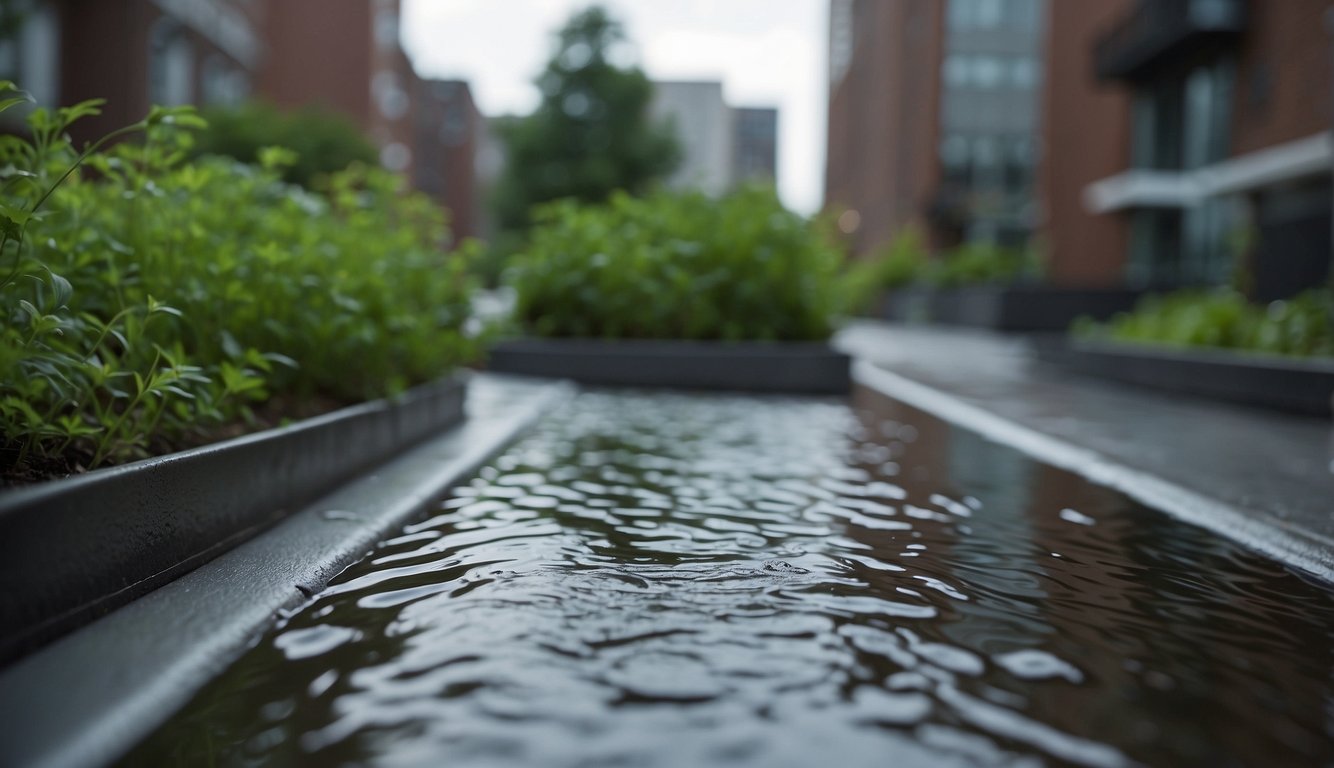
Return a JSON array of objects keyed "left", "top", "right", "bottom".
[{"left": 836, "top": 321, "right": 1334, "bottom": 575}]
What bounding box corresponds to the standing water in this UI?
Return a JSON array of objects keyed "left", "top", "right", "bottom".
[{"left": 125, "top": 389, "right": 1334, "bottom": 767}]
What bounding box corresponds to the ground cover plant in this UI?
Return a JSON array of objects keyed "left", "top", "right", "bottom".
[
  {"left": 1073, "top": 287, "right": 1334, "bottom": 358},
  {"left": 0, "top": 86, "right": 477, "bottom": 482},
  {"left": 842, "top": 229, "right": 1043, "bottom": 313},
  {"left": 506, "top": 185, "right": 842, "bottom": 341}
]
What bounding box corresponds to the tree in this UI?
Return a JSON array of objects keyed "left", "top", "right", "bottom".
[{"left": 491, "top": 6, "right": 679, "bottom": 236}]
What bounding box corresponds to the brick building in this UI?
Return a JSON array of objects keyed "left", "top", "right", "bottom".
[
  {"left": 6, "top": 0, "right": 262, "bottom": 141},
  {"left": 0, "top": 0, "right": 488, "bottom": 240},
  {"left": 826, "top": 0, "right": 1333, "bottom": 294},
  {"left": 414, "top": 78, "right": 488, "bottom": 241},
  {"left": 1087, "top": 0, "right": 1333, "bottom": 298},
  {"left": 825, "top": 0, "right": 944, "bottom": 256}
]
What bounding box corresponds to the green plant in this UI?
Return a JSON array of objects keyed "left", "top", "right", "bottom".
[
  {"left": 506, "top": 185, "right": 841, "bottom": 341},
  {"left": 1073, "top": 287, "right": 1334, "bottom": 358},
  {"left": 841, "top": 227, "right": 929, "bottom": 313},
  {"left": 927, "top": 241, "right": 1042, "bottom": 287},
  {"left": 0, "top": 85, "right": 477, "bottom": 482},
  {"left": 191, "top": 102, "right": 377, "bottom": 188}
]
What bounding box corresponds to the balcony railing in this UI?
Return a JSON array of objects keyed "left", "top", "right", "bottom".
[{"left": 1095, "top": 0, "right": 1246, "bottom": 81}]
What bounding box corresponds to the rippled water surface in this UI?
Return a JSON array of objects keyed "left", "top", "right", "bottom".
[{"left": 126, "top": 389, "right": 1334, "bottom": 767}]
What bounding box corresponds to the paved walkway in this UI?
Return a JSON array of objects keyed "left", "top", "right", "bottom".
[{"left": 835, "top": 321, "right": 1334, "bottom": 581}]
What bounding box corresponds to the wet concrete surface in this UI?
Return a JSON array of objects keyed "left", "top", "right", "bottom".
[{"left": 836, "top": 322, "right": 1334, "bottom": 577}]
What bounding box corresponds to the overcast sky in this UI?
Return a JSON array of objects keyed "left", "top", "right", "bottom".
[{"left": 401, "top": 0, "right": 828, "bottom": 214}]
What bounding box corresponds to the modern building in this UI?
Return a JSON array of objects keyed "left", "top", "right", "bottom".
[
  {"left": 733, "top": 107, "right": 778, "bottom": 184},
  {"left": 934, "top": 0, "right": 1045, "bottom": 246},
  {"left": 826, "top": 0, "right": 1334, "bottom": 296},
  {"left": 650, "top": 80, "right": 780, "bottom": 196},
  {"left": 1086, "top": 0, "right": 1333, "bottom": 299}
]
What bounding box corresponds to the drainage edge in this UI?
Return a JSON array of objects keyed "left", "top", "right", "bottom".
[
  {"left": 853, "top": 360, "right": 1334, "bottom": 585},
  {"left": 0, "top": 375, "right": 574, "bottom": 768}
]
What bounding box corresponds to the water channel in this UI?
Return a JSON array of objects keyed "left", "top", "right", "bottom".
[{"left": 124, "top": 387, "right": 1334, "bottom": 767}]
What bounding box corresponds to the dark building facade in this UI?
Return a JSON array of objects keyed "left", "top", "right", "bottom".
[
  {"left": 826, "top": 0, "right": 1332, "bottom": 292},
  {"left": 1087, "top": 0, "right": 1333, "bottom": 298}
]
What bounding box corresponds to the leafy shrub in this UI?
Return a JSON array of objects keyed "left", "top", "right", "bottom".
[
  {"left": 1073, "top": 287, "right": 1334, "bottom": 358},
  {"left": 927, "top": 241, "right": 1042, "bottom": 287},
  {"left": 506, "top": 185, "right": 841, "bottom": 341},
  {"left": 841, "top": 227, "right": 929, "bottom": 313},
  {"left": 0, "top": 87, "right": 476, "bottom": 478},
  {"left": 191, "top": 102, "right": 377, "bottom": 187}
]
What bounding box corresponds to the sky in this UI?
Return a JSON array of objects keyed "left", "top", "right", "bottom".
[{"left": 400, "top": 0, "right": 828, "bottom": 214}]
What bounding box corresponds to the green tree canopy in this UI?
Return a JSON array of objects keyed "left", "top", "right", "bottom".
[{"left": 491, "top": 5, "right": 679, "bottom": 235}]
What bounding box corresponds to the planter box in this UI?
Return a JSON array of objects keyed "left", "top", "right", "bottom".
[
  {"left": 882, "top": 285, "right": 1142, "bottom": 332},
  {"left": 1038, "top": 339, "right": 1334, "bottom": 416},
  {"left": 487, "top": 338, "right": 851, "bottom": 394},
  {"left": 0, "top": 375, "right": 468, "bottom": 664}
]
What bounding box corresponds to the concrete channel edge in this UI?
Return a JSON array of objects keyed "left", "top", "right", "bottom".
[
  {"left": 0, "top": 374, "right": 574, "bottom": 768},
  {"left": 852, "top": 359, "right": 1334, "bottom": 586}
]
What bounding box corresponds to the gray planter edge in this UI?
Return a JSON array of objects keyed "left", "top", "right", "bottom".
[
  {"left": 0, "top": 375, "right": 573, "bottom": 768},
  {"left": 1037, "top": 337, "right": 1334, "bottom": 416},
  {"left": 0, "top": 373, "right": 471, "bottom": 665},
  {"left": 486, "top": 337, "right": 852, "bottom": 394}
]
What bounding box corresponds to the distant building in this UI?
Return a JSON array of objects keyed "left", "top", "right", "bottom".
[
  {"left": 1087, "top": 0, "right": 1333, "bottom": 299},
  {"left": 414, "top": 79, "right": 488, "bottom": 241},
  {"left": 733, "top": 107, "right": 778, "bottom": 183},
  {"left": 826, "top": 0, "right": 1334, "bottom": 295},
  {"left": 650, "top": 81, "right": 780, "bottom": 195},
  {"left": 6, "top": 0, "right": 263, "bottom": 142},
  {"left": 825, "top": 0, "right": 944, "bottom": 256},
  {"left": 259, "top": 0, "right": 416, "bottom": 174},
  {"left": 1, "top": 0, "right": 490, "bottom": 244}
]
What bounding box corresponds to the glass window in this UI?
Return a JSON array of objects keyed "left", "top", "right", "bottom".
[
  {"left": 972, "top": 56, "right": 1002, "bottom": 88},
  {"left": 149, "top": 20, "right": 194, "bottom": 106},
  {"left": 1010, "top": 57, "right": 1037, "bottom": 89},
  {"left": 944, "top": 55, "right": 969, "bottom": 87},
  {"left": 976, "top": 0, "right": 1003, "bottom": 26},
  {"left": 948, "top": 0, "right": 976, "bottom": 28}
]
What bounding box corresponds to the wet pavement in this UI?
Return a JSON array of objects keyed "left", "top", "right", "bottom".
[{"left": 836, "top": 322, "right": 1334, "bottom": 578}]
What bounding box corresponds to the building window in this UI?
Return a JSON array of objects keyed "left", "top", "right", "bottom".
[
  {"left": 1009, "top": 57, "right": 1038, "bottom": 89},
  {"left": 149, "top": 19, "right": 195, "bottom": 106},
  {"left": 971, "top": 56, "right": 1003, "bottom": 89},
  {"left": 0, "top": 2, "right": 58, "bottom": 108}
]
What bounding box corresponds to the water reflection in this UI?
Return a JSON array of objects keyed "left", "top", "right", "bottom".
[{"left": 125, "top": 390, "right": 1334, "bottom": 767}]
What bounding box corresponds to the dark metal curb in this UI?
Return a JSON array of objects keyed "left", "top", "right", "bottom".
[
  {"left": 0, "top": 374, "right": 469, "bottom": 665},
  {"left": 1036, "top": 338, "right": 1334, "bottom": 416},
  {"left": 487, "top": 338, "right": 852, "bottom": 394},
  {"left": 0, "top": 375, "right": 571, "bottom": 768},
  {"left": 881, "top": 286, "right": 1142, "bottom": 332}
]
